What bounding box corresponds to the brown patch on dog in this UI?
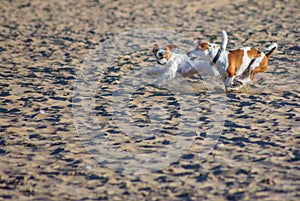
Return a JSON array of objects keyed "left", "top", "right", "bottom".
[
  {"left": 247, "top": 47, "right": 260, "bottom": 59},
  {"left": 152, "top": 44, "right": 177, "bottom": 60},
  {"left": 227, "top": 49, "right": 244, "bottom": 77},
  {"left": 160, "top": 46, "right": 170, "bottom": 61},
  {"left": 153, "top": 44, "right": 177, "bottom": 62},
  {"left": 159, "top": 45, "right": 176, "bottom": 61},
  {"left": 162, "top": 51, "right": 171, "bottom": 61},
  {"left": 198, "top": 42, "right": 209, "bottom": 50}
]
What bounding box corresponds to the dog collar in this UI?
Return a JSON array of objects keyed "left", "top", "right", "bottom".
[{"left": 210, "top": 49, "right": 222, "bottom": 66}]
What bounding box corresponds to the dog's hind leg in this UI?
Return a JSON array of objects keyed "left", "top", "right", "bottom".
[
  {"left": 237, "top": 58, "right": 255, "bottom": 84},
  {"left": 250, "top": 59, "right": 268, "bottom": 80}
]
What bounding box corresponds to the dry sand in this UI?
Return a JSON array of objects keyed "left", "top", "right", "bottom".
[{"left": 0, "top": 0, "right": 299, "bottom": 200}]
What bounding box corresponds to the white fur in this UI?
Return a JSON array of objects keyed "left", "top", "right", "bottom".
[
  {"left": 221, "top": 30, "right": 228, "bottom": 51},
  {"left": 148, "top": 51, "right": 219, "bottom": 87},
  {"left": 187, "top": 30, "right": 229, "bottom": 84},
  {"left": 188, "top": 45, "right": 259, "bottom": 89},
  {"left": 187, "top": 30, "right": 277, "bottom": 91}
]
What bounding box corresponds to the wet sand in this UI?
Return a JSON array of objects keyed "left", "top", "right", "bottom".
[{"left": 0, "top": 0, "right": 299, "bottom": 200}]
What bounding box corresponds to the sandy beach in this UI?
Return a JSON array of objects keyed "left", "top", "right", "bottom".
[{"left": 0, "top": 0, "right": 299, "bottom": 200}]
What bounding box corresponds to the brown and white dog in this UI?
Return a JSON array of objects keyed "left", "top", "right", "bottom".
[
  {"left": 187, "top": 31, "right": 278, "bottom": 91},
  {"left": 148, "top": 44, "right": 219, "bottom": 86}
]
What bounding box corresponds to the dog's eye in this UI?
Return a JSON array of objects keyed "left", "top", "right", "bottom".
[{"left": 158, "top": 52, "right": 163, "bottom": 57}]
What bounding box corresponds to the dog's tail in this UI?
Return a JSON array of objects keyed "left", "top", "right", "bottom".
[
  {"left": 265, "top": 43, "right": 278, "bottom": 59},
  {"left": 221, "top": 30, "right": 228, "bottom": 51}
]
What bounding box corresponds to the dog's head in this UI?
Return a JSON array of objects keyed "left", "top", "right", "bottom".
[
  {"left": 152, "top": 44, "right": 178, "bottom": 65},
  {"left": 187, "top": 42, "right": 220, "bottom": 61}
]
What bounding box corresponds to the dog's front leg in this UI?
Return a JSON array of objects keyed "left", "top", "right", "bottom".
[
  {"left": 154, "top": 69, "right": 176, "bottom": 87},
  {"left": 146, "top": 66, "right": 166, "bottom": 76}
]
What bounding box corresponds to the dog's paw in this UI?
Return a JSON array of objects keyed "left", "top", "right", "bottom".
[
  {"left": 236, "top": 78, "right": 251, "bottom": 85},
  {"left": 152, "top": 80, "right": 164, "bottom": 88},
  {"left": 226, "top": 84, "right": 244, "bottom": 92},
  {"left": 226, "top": 87, "right": 237, "bottom": 92},
  {"left": 233, "top": 79, "right": 244, "bottom": 86}
]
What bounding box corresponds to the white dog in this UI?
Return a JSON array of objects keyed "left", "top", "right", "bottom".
[
  {"left": 148, "top": 44, "right": 220, "bottom": 87},
  {"left": 187, "top": 31, "right": 278, "bottom": 91}
]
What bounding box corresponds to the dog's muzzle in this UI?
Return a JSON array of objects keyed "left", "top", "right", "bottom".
[
  {"left": 157, "top": 60, "right": 163, "bottom": 65},
  {"left": 157, "top": 59, "right": 167, "bottom": 65}
]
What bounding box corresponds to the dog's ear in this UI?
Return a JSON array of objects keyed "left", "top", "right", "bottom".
[
  {"left": 198, "top": 42, "right": 209, "bottom": 50},
  {"left": 166, "top": 45, "right": 177, "bottom": 51},
  {"left": 152, "top": 44, "right": 160, "bottom": 54}
]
